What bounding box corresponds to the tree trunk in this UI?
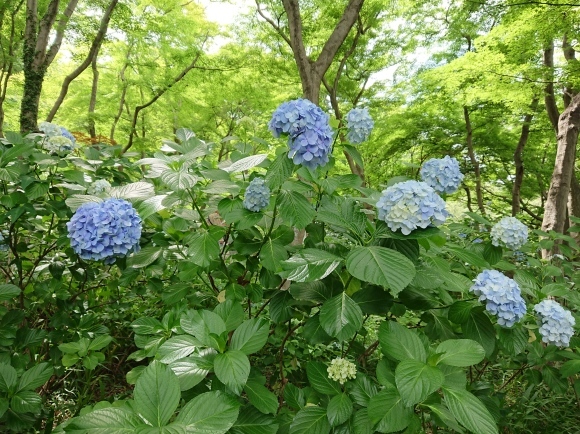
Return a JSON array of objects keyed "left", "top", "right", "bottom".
[
  {"left": 20, "top": 0, "right": 79, "bottom": 132},
  {"left": 541, "top": 92, "right": 580, "bottom": 258},
  {"left": 463, "top": 106, "right": 486, "bottom": 215},
  {"left": 567, "top": 175, "right": 580, "bottom": 244},
  {"left": 88, "top": 57, "right": 99, "bottom": 138},
  {"left": 46, "top": 0, "right": 118, "bottom": 122},
  {"left": 512, "top": 97, "right": 539, "bottom": 216},
  {"left": 543, "top": 43, "right": 560, "bottom": 134}
]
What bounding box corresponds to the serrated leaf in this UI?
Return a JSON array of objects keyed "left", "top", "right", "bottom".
[
  {"left": 181, "top": 310, "right": 226, "bottom": 347},
  {"left": 284, "top": 383, "right": 305, "bottom": 410},
  {"left": 278, "top": 190, "right": 316, "bottom": 229},
  {"left": 463, "top": 310, "right": 496, "bottom": 358},
  {"left": 61, "top": 408, "right": 142, "bottom": 432},
  {"left": 137, "top": 195, "right": 168, "bottom": 219},
  {"left": 127, "top": 246, "right": 162, "bottom": 268},
  {"left": 498, "top": 327, "right": 528, "bottom": 356},
  {"left": 260, "top": 240, "right": 288, "bottom": 272},
  {"left": 161, "top": 169, "right": 198, "bottom": 191},
  {"left": 168, "top": 356, "right": 210, "bottom": 391},
  {"left": 187, "top": 231, "right": 221, "bottom": 268},
  {"left": 244, "top": 380, "right": 278, "bottom": 414},
  {"left": 395, "top": 360, "right": 445, "bottom": 405},
  {"left": 327, "top": 394, "right": 353, "bottom": 426},
  {"left": 65, "top": 194, "right": 102, "bottom": 211},
  {"left": 134, "top": 361, "right": 180, "bottom": 427},
  {"left": 289, "top": 406, "right": 330, "bottom": 434},
  {"left": 378, "top": 321, "right": 426, "bottom": 362},
  {"left": 214, "top": 350, "right": 250, "bottom": 394},
  {"left": 307, "top": 362, "right": 342, "bottom": 396},
  {"left": 230, "top": 319, "right": 270, "bottom": 355},
  {"left": 349, "top": 374, "right": 378, "bottom": 406},
  {"left": 346, "top": 246, "right": 415, "bottom": 296},
  {"left": 11, "top": 390, "right": 41, "bottom": 413},
  {"left": 280, "top": 249, "right": 342, "bottom": 282},
  {"left": 157, "top": 335, "right": 200, "bottom": 364},
  {"left": 17, "top": 362, "right": 53, "bottom": 391},
  {"left": 351, "top": 286, "right": 393, "bottom": 315},
  {"left": 222, "top": 154, "right": 267, "bottom": 173},
  {"left": 0, "top": 284, "right": 20, "bottom": 302},
  {"left": 436, "top": 339, "right": 486, "bottom": 367},
  {"left": 319, "top": 293, "right": 363, "bottom": 342},
  {"left": 443, "top": 387, "right": 498, "bottom": 434},
  {"left": 175, "top": 391, "right": 240, "bottom": 432},
  {"left": 109, "top": 181, "right": 154, "bottom": 200},
  {"left": 367, "top": 389, "right": 412, "bottom": 433},
  {"left": 265, "top": 153, "right": 294, "bottom": 190},
  {"left": 214, "top": 300, "right": 245, "bottom": 332},
  {"left": 0, "top": 364, "right": 17, "bottom": 392}
]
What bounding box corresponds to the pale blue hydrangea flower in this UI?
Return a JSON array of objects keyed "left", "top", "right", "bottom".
[
  {"left": 470, "top": 270, "right": 527, "bottom": 327},
  {"left": 243, "top": 178, "right": 270, "bottom": 212},
  {"left": 60, "top": 127, "right": 76, "bottom": 145},
  {"left": 39, "top": 121, "right": 62, "bottom": 137},
  {"left": 420, "top": 155, "right": 464, "bottom": 194},
  {"left": 43, "top": 136, "right": 75, "bottom": 155},
  {"left": 67, "top": 198, "right": 142, "bottom": 264},
  {"left": 491, "top": 216, "right": 528, "bottom": 250},
  {"left": 268, "top": 98, "right": 333, "bottom": 169},
  {"left": 472, "top": 238, "right": 483, "bottom": 244},
  {"left": 88, "top": 179, "right": 111, "bottom": 196},
  {"left": 376, "top": 180, "right": 448, "bottom": 235},
  {"left": 534, "top": 300, "right": 575, "bottom": 347},
  {"left": 345, "top": 107, "right": 373, "bottom": 144}
]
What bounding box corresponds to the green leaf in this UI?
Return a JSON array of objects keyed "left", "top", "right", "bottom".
[
  {"left": 230, "top": 319, "right": 270, "bottom": 355},
  {"left": 279, "top": 249, "right": 342, "bottom": 282},
  {"left": 133, "top": 361, "right": 180, "bottom": 427},
  {"left": 25, "top": 181, "right": 49, "bottom": 200},
  {"left": 367, "top": 389, "right": 413, "bottom": 433},
  {"left": 0, "top": 398, "right": 8, "bottom": 418},
  {"left": 127, "top": 246, "right": 163, "bottom": 268},
  {"left": 0, "top": 363, "right": 17, "bottom": 392},
  {"left": 88, "top": 335, "right": 113, "bottom": 351},
  {"left": 327, "top": 394, "right": 353, "bottom": 426},
  {"left": 161, "top": 168, "right": 198, "bottom": 191},
  {"left": 560, "top": 360, "right": 580, "bottom": 377},
  {"left": 351, "top": 286, "right": 393, "bottom": 315},
  {"left": 214, "top": 300, "right": 245, "bottom": 332},
  {"left": 289, "top": 406, "right": 331, "bottom": 434},
  {"left": 498, "top": 327, "right": 528, "bottom": 357},
  {"left": 307, "top": 362, "right": 341, "bottom": 396},
  {"left": 269, "top": 291, "right": 293, "bottom": 323},
  {"left": 346, "top": 246, "right": 415, "bottom": 296},
  {"left": 349, "top": 374, "right": 378, "bottom": 406},
  {"left": 448, "top": 301, "right": 473, "bottom": 324},
  {"left": 445, "top": 246, "right": 490, "bottom": 268},
  {"left": 214, "top": 350, "right": 251, "bottom": 394},
  {"left": 157, "top": 335, "right": 200, "bottom": 364},
  {"left": 109, "top": 181, "right": 155, "bottom": 200},
  {"left": 175, "top": 391, "right": 240, "bottom": 433},
  {"left": 61, "top": 408, "right": 143, "bottom": 432},
  {"left": 137, "top": 195, "right": 168, "bottom": 219},
  {"left": 290, "top": 280, "right": 338, "bottom": 302},
  {"left": 483, "top": 244, "right": 503, "bottom": 266},
  {"left": 265, "top": 153, "right": 294, "bottom": 190},
  {"left": 395, "top": 360, "right": 445, "bottom": 405},
  {"left": 181, "top": 310, "right": 227, "bottom": 347},
  {"left": 231, "top": 406, "right": 278, "bottom": 434},
  {"left": 168, "top": 356, "right": 210, "bottom": 391},
  {"left": 353, "top": 409, "right": 373, "bottom": 434},
  {"left": 0, "top": 284, "right": 21, "bottom": 302},
  {"left": 10, "top": 390, "right": 41, "bottom": 413},
  {"left": 278, "top": 190, "right": 316, "bottom": 229},
  {"left": 436, "top": 339, "right": 486, "bottom": 367},
  {"left": 244, "top": 380, "right": 278, "bottom": 414},
  {"left": 17, "top": 362, "right": 53, "bottom": 391},
  {"left": 319, "top": 293, "right": 363, "bottom": 342},
  {"left": 260, "top": 240, "right": 288, "bottom": 272},
  {"left": 463, "top": 310, "right": 496, "bottom": 358},
  {"left": 223, "top": 154, "right": 268, "bottom": 173},
  {"left": 443, "top": 387, "right": 498, "bottom": 434},
  {"left": 378, "top": 321, "right": 426, "bottom": 362},
  {"left": 284, "top": 383, "right": 305, "bottom": 410},
  {"left": 187, "top": 231, "right": 221, "bottom": 268}
]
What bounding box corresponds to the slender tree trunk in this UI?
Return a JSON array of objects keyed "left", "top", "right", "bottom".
[
  {"left": 567, "top": 175, "right": 580, "bottom": 244},
  {"left": 463, "top": 106, "right": 485, "bottom": 215},
  {"left": 543, "top": 43, "right": 560, "bottom": 135},
  {"left": 46, "top": 0, "right": 118, "bottom": 122},
  {"left": 88, "top": 57, "right": 99, "bottom": 138},
  {"left": 512, "top": 97, "right": 539, "bottom": 216},
  {"left": 541, "top": 92, "right": 580, "bottom": 258}
]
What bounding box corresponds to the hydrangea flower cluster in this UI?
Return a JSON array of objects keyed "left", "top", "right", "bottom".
[
  {"left": 88, "top": 179, "right": 112, "bottom": 196},
  {"left": 327, "top": 358, "right": 357, "bottom": 384},
  {"left": 345, "top": 107, "right": 374, "bottom": 144},
  {"left": 243, "top": 178, "right": 270, "bottom": 212},
  {"left": 470, "top": 270, "right": 527, "bottom": 327},
  {"left": 268, "top": 98, "right": 333, "bottom": 169},
  {"left": 534, "top": 300, "right": 575, "bottom": 347},
  {"left": 376, "top": 180, "right": 448, "bottom": 235},
  {"left": 419, "top": 155, "right": 464, "bottom": 194},
  {"left": 67, "top": 198, "right": 142, "bottom": 264},
  {"left": 39, "top": 121, "right": 76, "bottom": 155},
  {"left": 491, "top": 216, "right": 528, "bottom": 250}
]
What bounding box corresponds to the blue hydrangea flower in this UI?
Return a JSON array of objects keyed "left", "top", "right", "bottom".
[
  {"left": 67, "top": 198, "right": 142, "bottom": 264},
  {"left": 39, "top": 121, "right": 62, "bottom": 137},
  {"left": 470, "top": 270, "right": 527, "bottom": 327},
  {"left": 268, "top": 98, "right": 333, "bottom": 169},
  {"left": 491, "top": 216, "right": 528, "bottom": 250},
  {"left": 60, "top": 127, "right": 76, "bottom": 145},
  {"left": 376, "top": 180, "right": 448, "bottom": 235},
  {"left": 420, "top": 156, "right": 464, "bottom": 194},
  {"left": 345, "top": 108, "right": 373, "bottom": 144},
  {"left": 243, "top": 178, "right": 270, "bottom": 212},
  {"left": 88, "top": 179, "right": 112, "bottom": 196},
  {"left": 472, "top": 238, "right": 483, "bottom": 244},
  {"left": 534, "top": 300, "right": 575, "bottom": 347}
]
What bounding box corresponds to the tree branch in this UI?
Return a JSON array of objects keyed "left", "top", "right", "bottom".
[{"left": 44, "top": 0, "right": 79, "bottom": 68}]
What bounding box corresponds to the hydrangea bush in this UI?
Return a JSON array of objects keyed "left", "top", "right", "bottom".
[
  {"left": 39, "top": 121, "right": 76, "bottom": 155},
  {"left": 491, "top": 216, "right": 528, "bottom": 250},
  {"left": 376, "top": 180, "right": 448, "bottom": 234},
  {"left": 0, "top": 108, "right": 578, "bottom": 434},
  {"left": 345, "top": 107, "right": 374, "bottom": 144},
  {"left": 420, "top": 155, "right": 464, "bottom": 194}
]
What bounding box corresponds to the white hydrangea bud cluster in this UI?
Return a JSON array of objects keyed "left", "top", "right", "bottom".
[{"left": 327, "top": 358, "right": 357, "bottom": 385}]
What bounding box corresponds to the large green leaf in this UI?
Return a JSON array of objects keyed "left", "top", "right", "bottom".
[
  {"left": 231, "top": 406, "right": 278, "bottom": 434},
  {"left": 497, "top": 327, "right": 528, "bottom": 357},
  {"left": 244, "top": 380, "right": 278, "bottom": 414},
  {"left": 214, "top": 300, "right": 245, "bottom": 332},
  {"left": 436, "top": 339, "right": 486, "bottom": 367},
  {"left": 395, "top": 360, "right": 445, "bottom": 405},
  {"left": 351, "top": 286, "right": 393, "bottom": 315},
  {"left": 214, "top": 350, "right": 251, "bottom": 394},
  {"left": 278, "top": 190, "right": 316, "bottom": 229},
  {"left": 327, "top": 394, "right": 353, "bottom": 426},
  {"left": 260, "top": 239, "right": 288, "bottom": 272},
  {"left": 134, "top": 361, "right": 180, "bottom": 427},
  {"left": 265, "top": 153, "right": 294, "bottom": 190},
  {"left": 306, "top": 362, "right": 342, "bottom": 396},
  {"left": 288, "top": 406, "right": 331, "bottom": 434},
  {"left": 176, "top": 391, "right": 240, "bottom": 433},
  {"left": 160, "top": 168, "right": 198, "bottom": 191},
  {"left": 62, "top": 408, "right": 143, "bottom": 432},
  {"left": 187, "top": 230, "right": 221, "bottom": 268},
  {"left": 378, "top": 321, "right": 426, "bottom": 362},
  {"left": 230, "top": 319, "right": 270, "bottom": 355},
  {"left": 0, "top": 284, "right": 21, "bottom": 302},
  {"left": 319, "top": 293, "right": 363, "bottom": 342},
  {"left": 445, "top": 246, "right": 490, "bottom": 268},
  {"left": 10, "top": 390, "right": 42, "bottom": 413},
  {"left": 0, "top": 364, "right": 17, "bottom": 392},
  {"left": 443, "top": 387, "right": 498, "bottom": 434},
  {"left": 349, "top": 374, "right": 378, "bottom": 406},
  {"left": 279, "top": 249, "right": 343, "bottom": 282},
  {"left": 168, "top": 356, "right": 209, "bottom": 391},
  {"left": 346, "top": 246, "right": 415, "bottom": 296},
  {"left": 157, "top": 335, "right": 200, "bottom": 364},
  {"left": 463, "top": 310, "right": 496, "bottom": 358},
  {"left": 127, "top": 246, "right": 163, "bottom": 268},
  {"left": 367, "top": 389, "right": 413, "bottom": 433},
  {"left": 17, "top": 362, "right": 53, "bottom": 391},
  {"left": 181, "top": 310, "right": 227, "bottom": 347}
]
